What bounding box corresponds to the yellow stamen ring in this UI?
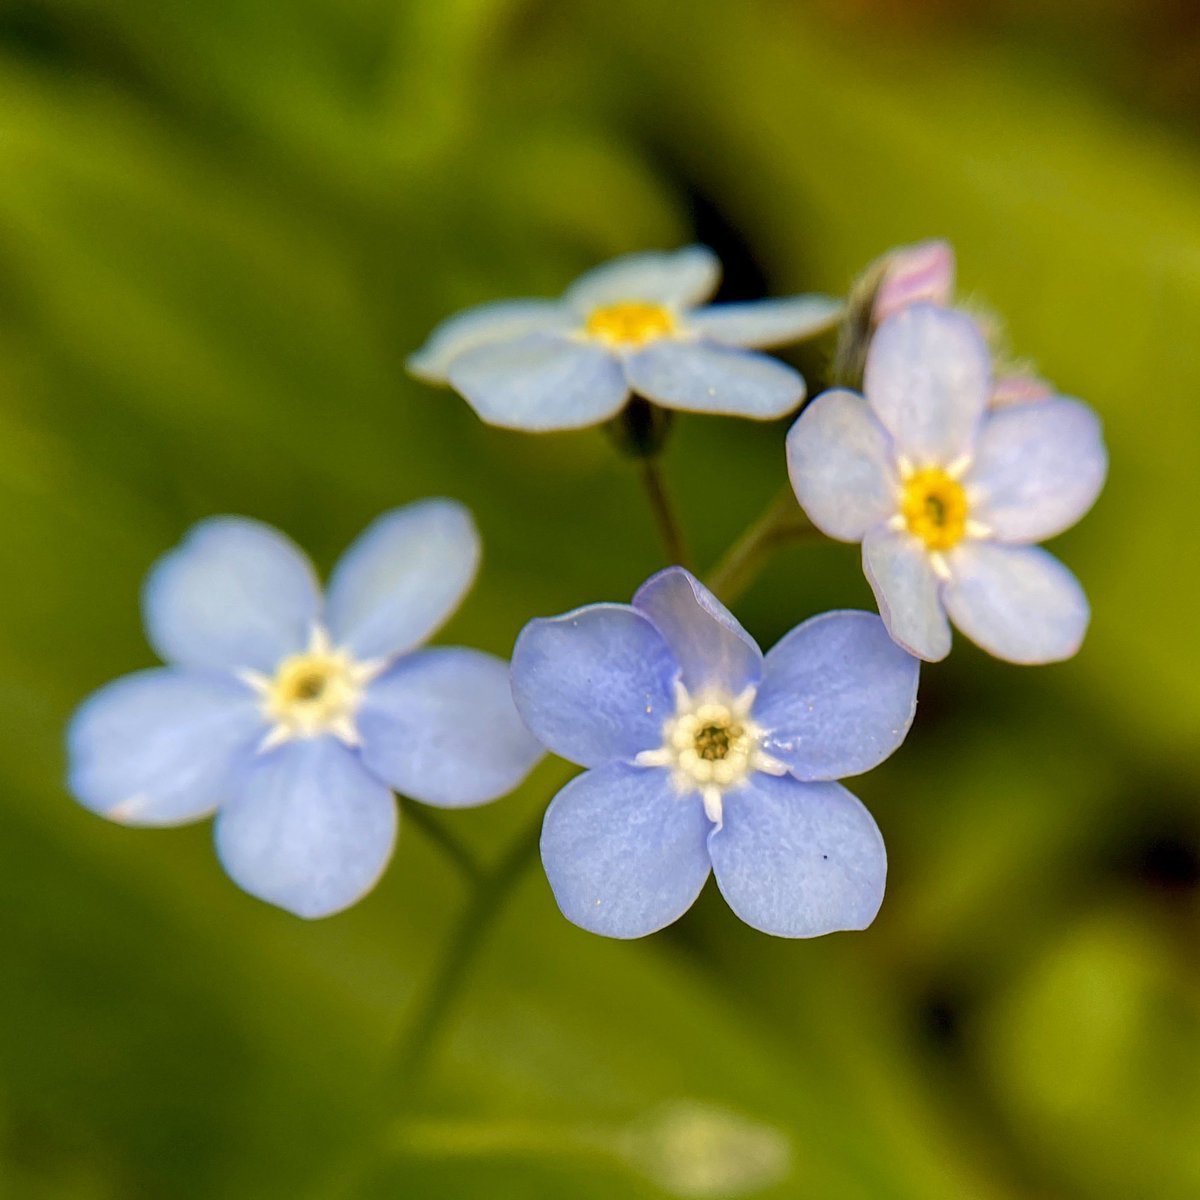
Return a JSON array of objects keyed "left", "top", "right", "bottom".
[{"left": 584, "top": 301, "right": 677, "bottom": 347}]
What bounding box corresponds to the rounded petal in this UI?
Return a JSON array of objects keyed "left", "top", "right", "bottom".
[
  {"left": 862, "top": 528, "right": 951, "bottom": 662},
  {"left": 864, "top": 304, "right": 990, "bottom": 464},
  {"left": 540, "top": 763, "right": 712, "bottom": 938},
  {"left": 755, "top": 611, "right": 919, "bottom": 781},
  {"left": 966, "top": 399, "right": 1107, "bottom": 542},
  {"left": 357, "top": 648, "right": 543, "bottom": 808},
  {"left": 786, "top": 390, "right": 897, "bottom": 541},
  {"left": 632, "top": 566, "right": 762, "bottom": 696},
  {"left": 406, "top": 300, "right": 571, "bottom": 383},
  {"left": 143, "top": 517, "right": 320, "bottom": 672},
  {"left": 511, "top": 604, "right": 678, "bottom": 767},
  {"left": 67, "top": 669, "right": 261, "bottom": 826},
  {"left": 215, "top": 738, "right": 397, "bottom": 918},
  {"left": 446, "top": 333, "right": 628, "bottom": 431},
  {"left": 872, "top": 239, "right": 956, "bottom": 325},
  {"left": 709, "top": 774, "right": 886, "bottom": 938},
  {"left": 624, "top": 342, "right": 805, "bottom": 419},
  {"left": 942, "top": 542, "right": 1089, "bottom": 664},
  {"left": 324, "top": 500, "right": 480, "bottom": 662},
  {"left": 563, "top": 246, "right": 720, "bottom": 313},
  {"left": 687, "top": 295, "right": 843, "bottom": 348}
]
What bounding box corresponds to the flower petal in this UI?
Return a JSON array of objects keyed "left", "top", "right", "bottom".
[
  {"left": 862, "top": 528, "right": 951, "bottom": 662},
  {"left": 632, "top": 566, "right": 762, "bottom": 696},
  {"left": 624, "top": 342, "right": 805, "bottom": 418},
  {"left": 406, "top": 300, "right": 571, "bottom": 383},
  {"left": 786, "top": 390, "right": 897, "bottom": 541},
  {"left": 966, "top": 399, "right": 1107, "bottom": 543},
  {"left": 142, "top": 517, "right": 320, "bottom": 672},
  {"left": 709, "top": 774, "right": 886, "bottom": 938},
  {"left": 943, "top": 542, "right": 1089, "bottom": 664},
  {"left": 357, "top": 647, "right": 543, "bottom": 808},
  {"left": 540, "top": 763, "right": 712, "bottom": 938},
  {"left": 324, "top": 500, "right": 479, "bottom": 662},
  {"left": 446, "top": 333, "right": 628, "bottom": 431},
  {"left": 872, "top": 239, "right": 956, "bottom": 325},
  {"left": 67, "top": 669, "right": 261, "bottom": 826},
  {"left": 688, "top": 295, "right": 843, "bottom": 348},
  {"left": 864, "top": 304, "right": 990, "bottom": 464},
  {"left": 215, "top": 737, "right": 397, "bottom": 918},
  {"left": 755, "top": 611, "right": 919, "bottom": 781},
  {"left": 563, "top": 246, "right": 720, "bottom": 313},
  {"left": 511, "top": 604, "right": 678, "bottom": 767}
]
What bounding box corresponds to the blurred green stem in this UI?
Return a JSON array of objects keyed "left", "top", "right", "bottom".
[
  {"left": 389, "top": 767, "right": 574, "bottom": 1092},
  {"left": 705, "top": 485, "right": 820, "bottom": 605},
  {"left": 638, "top": 457, "right": 691, "bottom": 568},
  {"left": 606, "top": 396, "right": 691, "bottom": 568},
  {"left": 398, "top": 797, "right": 482, "bottom": 882}
]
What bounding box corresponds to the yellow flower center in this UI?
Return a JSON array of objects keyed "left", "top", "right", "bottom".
[
  {"left": 264, "top": 649, "right": 361, "bottom": 735},
  {"left": 900, "top": 467, "right": 969, "bottom": 551},
  {"left": 584, "top": 301, "right": 676, "bottom": 347}
]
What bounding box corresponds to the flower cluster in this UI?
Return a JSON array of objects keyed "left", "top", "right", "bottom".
[{"left": 67, "top": 241, "right": 1106, "bottom": 940}]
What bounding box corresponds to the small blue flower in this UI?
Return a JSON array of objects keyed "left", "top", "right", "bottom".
[
  {"left": 787, "top": 303, "right": 1108, "bottom": 664},
  {"left": 510, "top": 567, "right": 918, "bottom": 939},
  {"left": 408, "top": 246, "right": 842, "bottom": 431},
  {"left": 67, "top": 501, "right": 543, "bottom": 918}
]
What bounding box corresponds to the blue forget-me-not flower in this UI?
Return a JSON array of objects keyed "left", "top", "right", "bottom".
[
  {"left": 787, "top": 303, "right": 1108, "bottom": 664},
  {"left": 509, "top": 566, "right": 918, "bottom": 939},
  {"left": 67, "top": 501, "right": 543, "bottom": 918},
  {"left": 408, "top": 246, "right": 842, "bottom": 431}
]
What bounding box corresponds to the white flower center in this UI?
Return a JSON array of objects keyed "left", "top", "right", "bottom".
[
  {"left": 240, "top": 626, "right": 383, "bottom": 752},
  {"left": 635, "top": 681, "right": 787, "bottom": 825}
]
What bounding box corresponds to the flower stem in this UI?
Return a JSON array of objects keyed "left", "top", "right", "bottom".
[
  {"left": 605, "top": 395, "right": 691, "bottom": 569},
  {"left": 390, "top": 799, "right": 549, "bottom": 1092},
  {"left": 704, "top": 485, "right": 820, "bottom": 605},
  {"left": 638, "top": 457, "right": 691, "bottom": 569},
  {"left": 398, "top": 797, "right": 482, "bottom": 883}
]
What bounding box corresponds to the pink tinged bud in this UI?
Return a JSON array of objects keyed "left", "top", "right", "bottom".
[
  {"left": 872, "top": 240, "right": 956, "bottom": 326},
  {"left": 992, "top": 372, "right": 1055, "bottom": 407}
]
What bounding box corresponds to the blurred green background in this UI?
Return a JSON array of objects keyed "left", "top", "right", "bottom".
[{"left": 2, "top": 0, "right": 1198, "bottom": 1196}]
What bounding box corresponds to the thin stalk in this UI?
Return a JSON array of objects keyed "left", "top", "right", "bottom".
[
  {"left": 638, "top": 457, "right": 691, "bottom": 569},
  {"left": 704, "top": 485, "right": 820, "bottom": 605},
  {"left": 390, "top": 801, "right": 548, "bottom": 1091}
]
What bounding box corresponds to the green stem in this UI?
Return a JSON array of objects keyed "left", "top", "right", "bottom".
[
  {"left": 398, "top": 797, "right": 482, "bottom": 883},
  {"left": 390, "top": 800, "right": 549, "bottom": 1091},
  {"left": 638, "top": 457, "right": 691, "bottom": 568},
  {"left": 704, "top": 485, "right": 820, "bottom": 605}
]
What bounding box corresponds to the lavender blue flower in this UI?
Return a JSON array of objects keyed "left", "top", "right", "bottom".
[
  {"left": 408, "top": 246, "right": 842, "bottom": 431},
  {"left": 67, "top": 501, "right": 543, "bottom": 918},
  {"left": 510, "top": 567, "right": 918, "bottom": 939},
  {"left": 788, "top": 304, "right": 1107, "bottom": 664}
]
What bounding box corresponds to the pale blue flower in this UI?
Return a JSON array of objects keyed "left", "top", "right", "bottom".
[
  {"left": 67, "top": 501, "right": 543, "bottom": 918},
  {"left": 788, "top": 303, "right": 1108, "bottom": 664},
  {"left": 408, "top": 246, "right": 842, "bottom": 431},
  {"left": 511, "top": 567, "right": 918, "bottom": 939}
]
